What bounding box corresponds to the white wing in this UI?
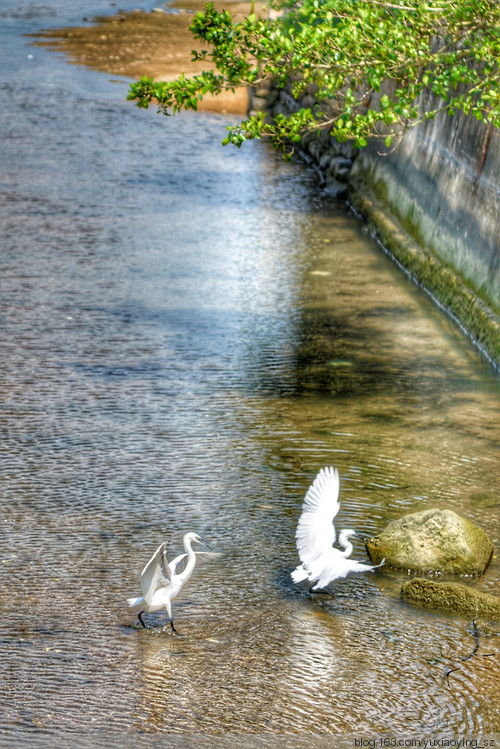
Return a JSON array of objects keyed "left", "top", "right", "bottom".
[
  {"left": 169, "top": 552, "right": 187, "bottom": 576},
  {"left": 140, "top": 542, "right": 172, "bottom": 603},
  {"left": 168, "top": 550, "right": 221, "bottom": 577},
  {"left": 313, "top": 554, "right": 385, "bottom": 590},
  {"left": 295, "top": 467, "right": 340, "bottom": 567}
]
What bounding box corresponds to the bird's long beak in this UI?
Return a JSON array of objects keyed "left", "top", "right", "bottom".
[{"left": 196, "top": 536, "right": 214, "bottom": 551}]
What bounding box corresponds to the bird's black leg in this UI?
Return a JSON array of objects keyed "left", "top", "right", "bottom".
[
  {"left": 309, "top": 586, "right": 329, "bottom": 594},
  {"left": 170, "top": 619, "right": 178, "bottom": 634},
  {"left": 138, "top": 611, "right": 147, "bottom": 628}
]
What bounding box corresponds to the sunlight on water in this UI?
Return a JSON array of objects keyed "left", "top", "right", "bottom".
[{"left": 0, "top": 1, "right": 499, "bottom": 743}]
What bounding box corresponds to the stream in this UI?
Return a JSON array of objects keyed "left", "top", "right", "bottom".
[{"left": 0, "top": 1, "right": 499, "bottom": 744}]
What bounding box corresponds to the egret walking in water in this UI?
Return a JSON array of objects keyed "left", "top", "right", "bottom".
[
  {"left": 291, "top": 466, "right": 385, "bottom": 591},
  {"left": 128, "top": 532, "right": 214, "bottom": 631}
]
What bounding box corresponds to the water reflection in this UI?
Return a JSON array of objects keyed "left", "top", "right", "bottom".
[{"left": 1, "top": 0, "right": 499, "bottom": 742}]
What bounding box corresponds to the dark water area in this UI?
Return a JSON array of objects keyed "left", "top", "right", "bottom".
[{"left": 0, "top": 1, "right": 499, "bottom": 745}]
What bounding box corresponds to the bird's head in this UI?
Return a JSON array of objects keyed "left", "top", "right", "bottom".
[
  {"left": 185, "top": 532, "right": 213, "bottom": 550},
  {"left": 339, "top": 529, "right": 358, "bottom": 543},
  {"left": 355, "top": 532, "right": 372, "bottom": 543}
]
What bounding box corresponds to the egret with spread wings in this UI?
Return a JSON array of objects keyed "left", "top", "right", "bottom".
[
  {"left": 128, "top": 532, "right": 215, "bottom": 631},
  {"left": 291, "top": 467, "right": 384, "bottom": 591}
]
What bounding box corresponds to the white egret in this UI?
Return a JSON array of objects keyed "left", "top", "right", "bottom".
[
  {"left": 128, "top": 532, "right": 214, "bottom": 631},
  {"left": 291, "top": 466, "right": 385, "bottom": 591}
]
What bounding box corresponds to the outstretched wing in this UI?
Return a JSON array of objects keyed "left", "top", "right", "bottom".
[
  {"left": 295, "top": 467, "right": 340, "bottom": 567},
  {"left": 140, "top": 542, "right": 172, "bottom": 603},
  {"left": 168, "top": 552, "right": 187, "bottom": 576},
  {"left": 313, "top": 555, "right": 384, "bottom": 589},
  {"left": 168, "top": 550, "right": 223, "bottom": 576}
]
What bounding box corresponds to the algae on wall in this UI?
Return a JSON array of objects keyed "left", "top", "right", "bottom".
[
  {"left": 349, "top": 100, "right": 500, "bottom": 365},
  {"left": 254, "top": 80, "right": 500, "bottom": 367},
  {"left": 351, "top": 107, "right": 500, "bottom": 311}
]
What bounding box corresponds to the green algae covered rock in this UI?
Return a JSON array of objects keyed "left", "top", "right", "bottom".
[
  {"left": 401, "top": 578, "right": 500, "bottom": 619},
  {"left": 366, "top": 508, "right": 493, "bottom": 576}
]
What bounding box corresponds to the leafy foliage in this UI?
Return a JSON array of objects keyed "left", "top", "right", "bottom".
[{"left": 127, "top": 0, "right": 500, "bottom": 151}]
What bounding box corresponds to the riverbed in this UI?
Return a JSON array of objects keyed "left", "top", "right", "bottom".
[{"left": 0, "top": 1, "right": 499, "bottom": 745}]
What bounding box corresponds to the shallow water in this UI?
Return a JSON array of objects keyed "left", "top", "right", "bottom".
[{"left": 0, "top": 1, "right": 499, "bottom": 744}]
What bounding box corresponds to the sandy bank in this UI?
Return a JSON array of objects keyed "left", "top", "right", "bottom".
[{"left": 31, "top": 1, "right": 265, "bottom": 114}]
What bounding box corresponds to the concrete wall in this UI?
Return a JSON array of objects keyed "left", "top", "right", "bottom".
[
  {"left": 254, "top": 83, "right": 500, "bottom": 366},
  {"left": 349, "top": 103, "right": 500, "bottom": 366},
  {"left": 351, "top": 106, "right": 500, "bottom": 310}
]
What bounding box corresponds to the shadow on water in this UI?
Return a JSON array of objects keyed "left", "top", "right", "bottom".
[{"left": 0, "top": 0, "right": 499, "bottom": 743}]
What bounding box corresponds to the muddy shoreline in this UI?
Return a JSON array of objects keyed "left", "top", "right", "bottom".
[{"left": 31, "top": 1, "right": 264, "bottom": 113}]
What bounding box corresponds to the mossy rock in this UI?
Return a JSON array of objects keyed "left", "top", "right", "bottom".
[
  {"left": 401, "top": 578, "right": 500, "bottom": 619},
  {"left": 366, "top": 508, "right": 493, "bottom": 575}
]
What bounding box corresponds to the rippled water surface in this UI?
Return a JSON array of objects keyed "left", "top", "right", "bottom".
[{"left": 1, "top": 1, "right": 499, "bottom": 744}]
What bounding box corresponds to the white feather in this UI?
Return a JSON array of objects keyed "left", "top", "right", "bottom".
[
  {"left": 295, "top": 466, "right": 340, "bottom": 567},
  {"left": 140, "top": 541, "right": 172, "bottom": 605}
]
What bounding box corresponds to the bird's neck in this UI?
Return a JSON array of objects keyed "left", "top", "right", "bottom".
[
  {"left": 339, "top": 542, "right": 353, "bottom": 557},
  {"left": 183, "top": 554, "right": 196, "bottom": 579},
  {"left": 182, "top": 536, "right": 197, "bottom": 576},
  {"left": 183, "top": 535, "right": 195, "bottom": 555}
]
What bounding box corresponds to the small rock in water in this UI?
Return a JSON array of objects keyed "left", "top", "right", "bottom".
[{"left": 401, "top": 578, "right": 500, "bottom": 619}]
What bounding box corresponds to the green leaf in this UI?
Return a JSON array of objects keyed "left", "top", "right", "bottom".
[{"left": 127, "top": 0, "right": 500, "bottom": 155}]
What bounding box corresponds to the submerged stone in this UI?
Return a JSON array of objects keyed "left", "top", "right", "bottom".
[
  {"left": 365, "top": 508, "right": 493, "bottom": 575},
  {"left": 401, "top": 578, "right": 500, "bottom": 620}
]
